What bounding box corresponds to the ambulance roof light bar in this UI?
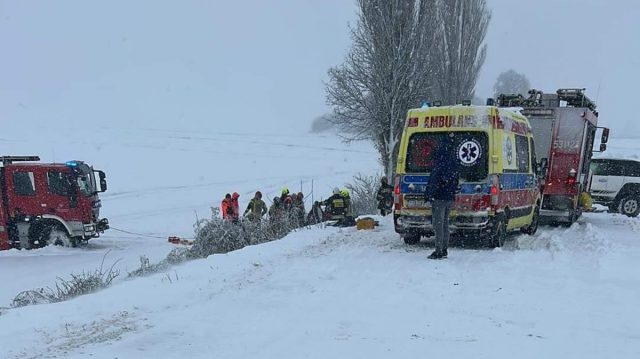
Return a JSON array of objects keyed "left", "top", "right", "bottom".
[{"left": 1, "top": 156, "right": 41, "bottom": 165}]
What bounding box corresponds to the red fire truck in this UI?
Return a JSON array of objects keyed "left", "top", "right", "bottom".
[
  {"left": 496, "top": 89, "right": 609, "bottom": 225},
  {"left": 0, "top": 156, "right": 109, "bottom": 250}
]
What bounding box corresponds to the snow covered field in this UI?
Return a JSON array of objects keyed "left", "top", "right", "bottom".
[{"left": 1, "top": 130, "right": 639, "bottom": 358}]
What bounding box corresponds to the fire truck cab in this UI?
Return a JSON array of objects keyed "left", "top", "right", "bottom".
[
  {"left": 0, "top": 156, "right": 109, "bottom": 250},
  {"left": 496, "top": 89, "right": 609, "bottom": 225}
]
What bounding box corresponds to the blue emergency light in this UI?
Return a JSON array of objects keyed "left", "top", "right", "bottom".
[
  {"left": 65, "top": 160, "right": 79, "bottom": 167},
  {"left": 421, "top": 102, "right": 430, "bottom": 108}
]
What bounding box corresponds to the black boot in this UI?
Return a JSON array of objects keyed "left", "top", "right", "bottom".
[
  {"left": 442, "top": 248, "right": 448, "bottom": 258},
  {"left": 428, "top": 250, "right": 444, "bottom": 259}
]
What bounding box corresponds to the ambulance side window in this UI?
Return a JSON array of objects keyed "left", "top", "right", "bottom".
[
  {"left": 13, "top": 171, "right": 36, "bottom": 196},
  {"left": 529, "top": 137, "right": 537, "bottom": 173},
  {"left": 515, "top": 135, "right": 530, "bottom": 172}
]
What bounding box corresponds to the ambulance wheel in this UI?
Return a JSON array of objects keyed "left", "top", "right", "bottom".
[
  {"left": 618, "top": 196, "right": 640, "bottom": 218},
  {"left": 489, "top": 215, "right": 507, "bottom": 248},
  {"left": 521, "top": 207, "right": 539, "bottom": 235},
  {"left": 403, "top": 234, "right": 420, "bottom": 245}
]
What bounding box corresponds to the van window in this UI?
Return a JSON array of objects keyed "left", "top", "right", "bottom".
[
  {"left": 591, "top": 160, "right": 624, "bottom": 176},
  {"left": 623, "top": 161, "right": 640, "bottom": 177},
  {"left": 406, "top": 131, "right": 488, "bottom": 182},
  {"left": 13, "top": 172, "right": 36, "bottom": 196},
  {"left": 590, "top": 160, "right": 607, "bottom": 176},
  {"left": 515, "top": 135, "right": 530, "bottom": 172},
  {"left": 48, "top": 171, "right": 73, "bottom": 196}
]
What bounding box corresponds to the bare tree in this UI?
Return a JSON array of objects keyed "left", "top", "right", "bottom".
[
  {"left": 326, "top": 0, "right": 437, "bottom": 178},
  {"left": 326, "top": 0, "right": 490, "bottom": 178},
  {"left": 430, "top": 0, "right": 491, "bottom": 105},
  {"left": 493, "top": 69, "right": 531, "bottom": 97}
]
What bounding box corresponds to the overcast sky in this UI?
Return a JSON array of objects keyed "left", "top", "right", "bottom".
[{"left": 1, "top": 0, "right": 639, "bottom": 135}]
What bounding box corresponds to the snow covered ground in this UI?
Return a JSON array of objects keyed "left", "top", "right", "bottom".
[
  {"left": 1, "top": 131, "right": 639, "bottom": 358},
  {"left": 0, "top": 123, "right": 378, "bottom": 304},
  {"left": 1, "top": 213, "right": 639, "bottom": 358}
]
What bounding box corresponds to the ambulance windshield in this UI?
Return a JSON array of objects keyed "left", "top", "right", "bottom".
[{"left": 406, "top": 131, "right": 488, "bottom": 182}]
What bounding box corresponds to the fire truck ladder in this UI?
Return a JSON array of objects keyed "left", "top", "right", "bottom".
[
  {"left": 496, "top": 89, "right": 544, "bottom": 108},
  {"left": 556, "top": 88, "right": 597, "bottom": 112},
  {"left": 496, "top": 88, "right": 597, "bottom": 112},
  {"left": 1, "top": 156, "right": 40, "bottom": 165}
]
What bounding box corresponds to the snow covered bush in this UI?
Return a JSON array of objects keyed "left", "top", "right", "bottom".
[
  {"left": 346, "top": 173, "right": 381, "bottom": 216},
  {"left": 127, "top": 217, "right": 299, "bottom": 278},
  {"left": 127, "top": 248, "right": 191, "bottom": 279},
  {"left": 11, "top": 254, "right": 119, "bottom": 308},
  {"left": 188, "top": 217, "right": 296, "bottom": 259}
]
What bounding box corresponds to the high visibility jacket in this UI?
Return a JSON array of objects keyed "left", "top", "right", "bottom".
[
  {"left": 245, "top": 198, "right": 267, "bottom": 220},
  {"left": 324, "top": 194, "right": 346, "bottom": 217},
  {"left": 221, "top": 198, "right": 234, "bottom": 220}
]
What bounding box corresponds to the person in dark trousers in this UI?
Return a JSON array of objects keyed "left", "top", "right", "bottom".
[
  {"left": 376, "top": 176, "right": 394, "bottom": 216},
  {"left": 424, "top": 134, "right": 459, "bottom": 259}
]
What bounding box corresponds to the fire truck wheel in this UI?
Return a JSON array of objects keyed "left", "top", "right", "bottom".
[
  {"left": 489, "top": 215, "right": 507, "bottom": 248},
  {"left": 403, "top": 234, "right": 420, "bottom": 245},
  {"left": 618, "top": 196, "right": 640, "bottom": 218},
  {"left": 47, "top": 228, "right": 77, "bottom": 248},
  {"left": 521, "top": 207, "right": 540, "bottom": 235}
]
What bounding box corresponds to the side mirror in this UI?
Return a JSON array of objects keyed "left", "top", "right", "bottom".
[
  {"left": 97, "top": 170, "right": 107, "bottom": 192},
  {"left": 599, "top": 143, "right": 607, "bottom": 152},
  {"left": 601, "top": 128, "right": 610, "bottom": 144}
]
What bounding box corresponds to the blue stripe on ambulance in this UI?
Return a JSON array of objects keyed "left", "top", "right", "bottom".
[
  {"left": 399, "top": 173, "right": 534, "bottom": 195},
  {"left": 499, "top": 173, "right": 536, "bottom": 191}
]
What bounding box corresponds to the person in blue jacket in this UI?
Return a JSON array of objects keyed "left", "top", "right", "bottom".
[{"left": 424, "top": 134, "right": 460, "bottom": 259}]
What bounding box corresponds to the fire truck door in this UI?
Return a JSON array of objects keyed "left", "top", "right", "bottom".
[
  {"left": 529, "top": 118, "right": 554, "bottom": 165},
  {"left": 45, "top": 171, "right": 76, "bottom": 215}
]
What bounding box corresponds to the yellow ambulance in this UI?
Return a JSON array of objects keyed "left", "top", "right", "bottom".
[{"left": 393, "top": 104, "right": 540, "bottom": 247}]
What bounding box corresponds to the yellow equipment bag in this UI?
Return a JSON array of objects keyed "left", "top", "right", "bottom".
[
  {"left": 579, "top": 191, "right": 593, "bottom": 211},
  {"left": 356, "top": 217, "right": 376, "bottom": 230}
]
